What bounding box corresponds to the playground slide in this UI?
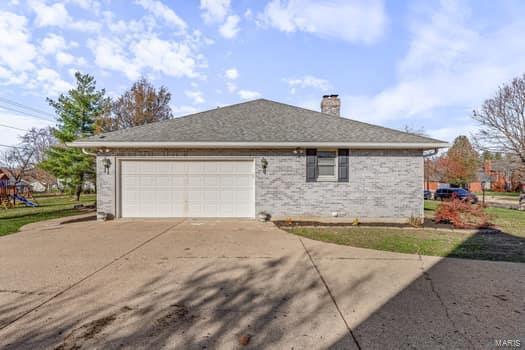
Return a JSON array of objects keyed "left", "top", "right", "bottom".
[{"left": 14, "top": 194, "right": 38, "bottom": 207}]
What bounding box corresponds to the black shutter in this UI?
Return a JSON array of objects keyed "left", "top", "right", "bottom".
[
  {"left": 338, "top": 149, "right": 349, "bottom": 182},
  {"left": 306, "top": 148, "right": 317, "bottom": 182}
]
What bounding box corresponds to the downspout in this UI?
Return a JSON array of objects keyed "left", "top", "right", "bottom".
[{"left": 81, "top": 148, "right": 97, "bottom": 156}]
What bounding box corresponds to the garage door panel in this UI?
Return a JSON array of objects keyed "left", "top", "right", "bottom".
[
  {"left": 121, "top": 160, "right": 254, "bottom": 218},
  {"left": 188, "top": 175, "right": 203, "bottom": 187}
]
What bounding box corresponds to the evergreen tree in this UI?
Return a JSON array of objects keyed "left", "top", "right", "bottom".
[{"left": 41, "top": 72, "right": 110, "bottom": 200}]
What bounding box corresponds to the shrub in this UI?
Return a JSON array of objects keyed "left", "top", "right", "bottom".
[{"left": 435, "top": 197, "right": 490, "bottom": 229}]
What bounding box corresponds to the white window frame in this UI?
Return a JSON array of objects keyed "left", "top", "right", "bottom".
[{"left": 316, "top": 149, "right": 338, "bottom": 182}]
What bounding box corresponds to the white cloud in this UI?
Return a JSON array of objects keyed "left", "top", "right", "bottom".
[
  {"left": 66, "top": 0, "right": 101, "bottom": 14},
  {"left": 200, "top": 0, "right": 231, "bottom": 24},
  {"left": 200, "top": 0, "right": 240, "bottom": 39},
  {"left": 219, "top": 15, "right": 240, "bottom": 38},
  {"left": 171, "top": 104, "right": 199, "bottom": 116},
  {"left": 132, "top": 36, "right": 200, "bottom": 78},
  {"left": 88, "top": 37, "right": 141, "bottom": 80},
  {"left": 285, "top": 75, "right": 331, "bottom": 94},
  {"left": 224, "top": 67, "right": 239, "bottom": 80},
  {"left": 36, "top": 68, "right": 73, "bottom": 96},
  {"left": 258, "top": 0, "right": 387, "bottom": 44},
  {"left": 238, "top": 89, "right": 261, "bottom": 100},
  {"left": 0, "top": 11, "right": 36, "bottom": 72},
  {"left": 40, "top": 33, "right": 67, "bottom": 55},
  {"left": 89, "top": 32, "right": 204, "bottom": 81},
  {"left": 29, "top": 0, "right": 70, "bottom": 27},
  {"left": 185, "top": 90, "right": 205, "bottom": 104},
  {"left": 28, "top": 0, "right": 101, "bottom": 32},
  {"left": 226, "top": 82, "right": 237, "bottom": 92},
  {"left": 56, "top": 52, "right": 75, "bottom": 65},
  {"left": 135, "top": 0, "right": 187, "bottom": 30},
  {"left": 344, "top": 0, "right": 525, "bottom": 130}
]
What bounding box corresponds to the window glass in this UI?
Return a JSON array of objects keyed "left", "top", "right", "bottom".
[{"left": 317, "top": 150, "right": 336, "bottom": 177}]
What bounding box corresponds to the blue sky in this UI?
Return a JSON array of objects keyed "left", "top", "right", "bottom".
[{"left": 1, "top": 0, "right": 525, "bottom": 147}]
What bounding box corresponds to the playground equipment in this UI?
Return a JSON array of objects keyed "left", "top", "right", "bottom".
[
  {"left": 14, "top": 194, "right": 38, "bottom": 207},
  {"left": 0, "top": 175, "right": 37, "bottom": 209}
]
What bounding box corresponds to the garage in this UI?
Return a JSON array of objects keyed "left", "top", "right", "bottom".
[{"left": 120, "top": 160, "right": 255, "bottom": 218}]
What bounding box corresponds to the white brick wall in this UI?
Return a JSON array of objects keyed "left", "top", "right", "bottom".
[{"left": 96, "top": 148, "right": 423, "bottom": 222}]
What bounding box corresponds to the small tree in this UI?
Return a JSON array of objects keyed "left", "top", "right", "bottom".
[
  {"left": 97, "top": 78, "right": 173, "bottom": 132},
  {"left": 41, "top": 72, "right": 110, "bottom": 200},
  {"left": 441, "top": 136, "right": 479, "bottom": 188}
]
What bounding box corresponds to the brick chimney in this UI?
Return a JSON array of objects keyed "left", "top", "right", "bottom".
[{"left": 321, "top": 94, "right": 341, "bottom": 116}]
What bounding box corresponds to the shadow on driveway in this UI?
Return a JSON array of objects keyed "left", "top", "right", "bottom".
[{"left": 0, "top": 222, "right": 523, "bottom": 349}]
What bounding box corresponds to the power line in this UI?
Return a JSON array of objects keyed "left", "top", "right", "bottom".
[
  {"left": 0, "top": 144, "right": 21, "bottom": 149},
  {"left": 0, "top": 97, "right": 55, "bottom": 118},
  {"left": 0, "top": 103, "right": 55, "bottom": 122},
  {"left": 0, "top": 123, "right": 28, "bottom": 132}
]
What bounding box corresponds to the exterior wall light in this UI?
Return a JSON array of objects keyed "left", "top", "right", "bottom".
[
  {"left": 102, "top": 158, "right": 111, "bottom": 174},
  {"left": 293, "top": 148, "right": 304, "bottom": 155},
  {"left": 261, "top": 157, "right": 268, "bottom": 174}
]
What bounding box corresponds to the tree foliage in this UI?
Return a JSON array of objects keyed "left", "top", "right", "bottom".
[
  {"left": 435, "top": 198, "right": 490, "bottom": 229},
  {"left": 96, "top": 78, "right": 173, "bottom": 133},
  {"left": 440, "top": 136, "right": 479, "bottom": 187},
  {"left": 473, "top": 74, "right": 525, "bottom": 167},
  {"left": 41, "top": 72, "right": 110, "bottom": 200}
]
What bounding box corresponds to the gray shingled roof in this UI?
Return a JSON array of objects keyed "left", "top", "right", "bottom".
[{"left": 78, "top": 99, "right": 445, "bottom": 144}]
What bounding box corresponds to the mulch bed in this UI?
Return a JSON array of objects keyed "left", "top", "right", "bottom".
[
  {"left": 274, "top": 218, "right": 452, "bottom": 229},
  {"left": 273, "top": 218, "right": 498, "bottom": 232}
]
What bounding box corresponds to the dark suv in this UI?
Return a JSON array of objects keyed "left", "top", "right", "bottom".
[{"left": 434, "top": 188, "right": 478, "bottom": 204}]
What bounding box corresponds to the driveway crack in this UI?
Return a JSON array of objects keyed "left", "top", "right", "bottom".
[
  {"left": 0, "top": 220, "right": 185, "bottom": 332},
  {"left": 418, "top": 254, "right": 475, "bottom": 349},
  {"left": 298, "top": 237, "right": 362, "bottom": 350}
]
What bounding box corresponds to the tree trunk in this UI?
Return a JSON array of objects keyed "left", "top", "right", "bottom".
[
  {"left": 75, "top": 184, "right": 82, "bottom": 201},
  {"left": 75, "top": 174, "right": 84, "bottom": 201}
]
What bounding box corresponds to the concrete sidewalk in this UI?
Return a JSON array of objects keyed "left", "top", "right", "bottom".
[{"left": 0, "top": 217, "right": 523, "bottom": 349}]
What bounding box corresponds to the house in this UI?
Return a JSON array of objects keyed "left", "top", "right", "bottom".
[
  {"left": 70, "top": 96, "right": 448, "bottom": 222},
  {"left": 425, "top": 157, "right": 523, "bottom": 193}
]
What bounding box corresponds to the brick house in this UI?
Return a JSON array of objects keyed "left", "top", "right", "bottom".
[{"left": 71, "top": 96, "right": 448, "bottom": 222}]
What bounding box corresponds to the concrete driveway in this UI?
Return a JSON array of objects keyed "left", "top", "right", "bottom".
[{"left": 0, "top": 217, "right": 523, "bottom": 349}]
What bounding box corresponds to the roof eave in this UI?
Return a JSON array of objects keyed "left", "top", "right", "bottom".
[{"left": 68, "top": 141, "right": 450, "bottom": 150}]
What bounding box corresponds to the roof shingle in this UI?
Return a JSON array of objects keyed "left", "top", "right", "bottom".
[{"left": 77, "top": 99, "right": 445, "bottom": 145}]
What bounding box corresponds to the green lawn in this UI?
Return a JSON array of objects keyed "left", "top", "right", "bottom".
[
  {"left": 0, "top": 194, "right": 96, "bottom": 237},
  {"left": 474, "top": 191, "right": 520, "bottom": 197},
  {"left": 284, "top": 201, "right": 525, "bottom": 262}
]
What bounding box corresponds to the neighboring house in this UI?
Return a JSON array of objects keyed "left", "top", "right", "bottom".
[
  {"left": 425, "top": 158, "right": 523, "bottom": 193},
  {"left": 485, "top": 158, "right": 523, "bottom": 192},
  {"left": 71, "top": 96, "right": 448, "bottom": 222}
]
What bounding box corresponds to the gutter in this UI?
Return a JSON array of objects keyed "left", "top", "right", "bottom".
[{"left": 68, "top": 141, "right": 450, "bottom": 150}]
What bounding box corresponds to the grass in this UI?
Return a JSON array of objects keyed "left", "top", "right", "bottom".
[
  {"left": 474, "top": 191, "right": 520, "bottom": 197},
  {"left": 0, "top": 194, "right": 96, "bottom": 237},
  {"left": 284, "top": 200, "right": 525, "bottom": 263}
]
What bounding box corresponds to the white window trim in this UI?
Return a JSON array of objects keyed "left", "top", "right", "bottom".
[{"left": 317, "top": 148, "right": 338, "bottom": 182}]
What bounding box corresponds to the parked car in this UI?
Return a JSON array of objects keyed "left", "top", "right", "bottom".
[
  {"left": 434, "top": 188, "right": 478, "bottom": 204},
  {"left": 424, "top": 190, "right": 433, "bottom": 200}
]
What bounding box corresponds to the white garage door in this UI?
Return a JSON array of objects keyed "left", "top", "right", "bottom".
[{"left": 120, "top": 160, "right": 255, "bottom": 218}]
